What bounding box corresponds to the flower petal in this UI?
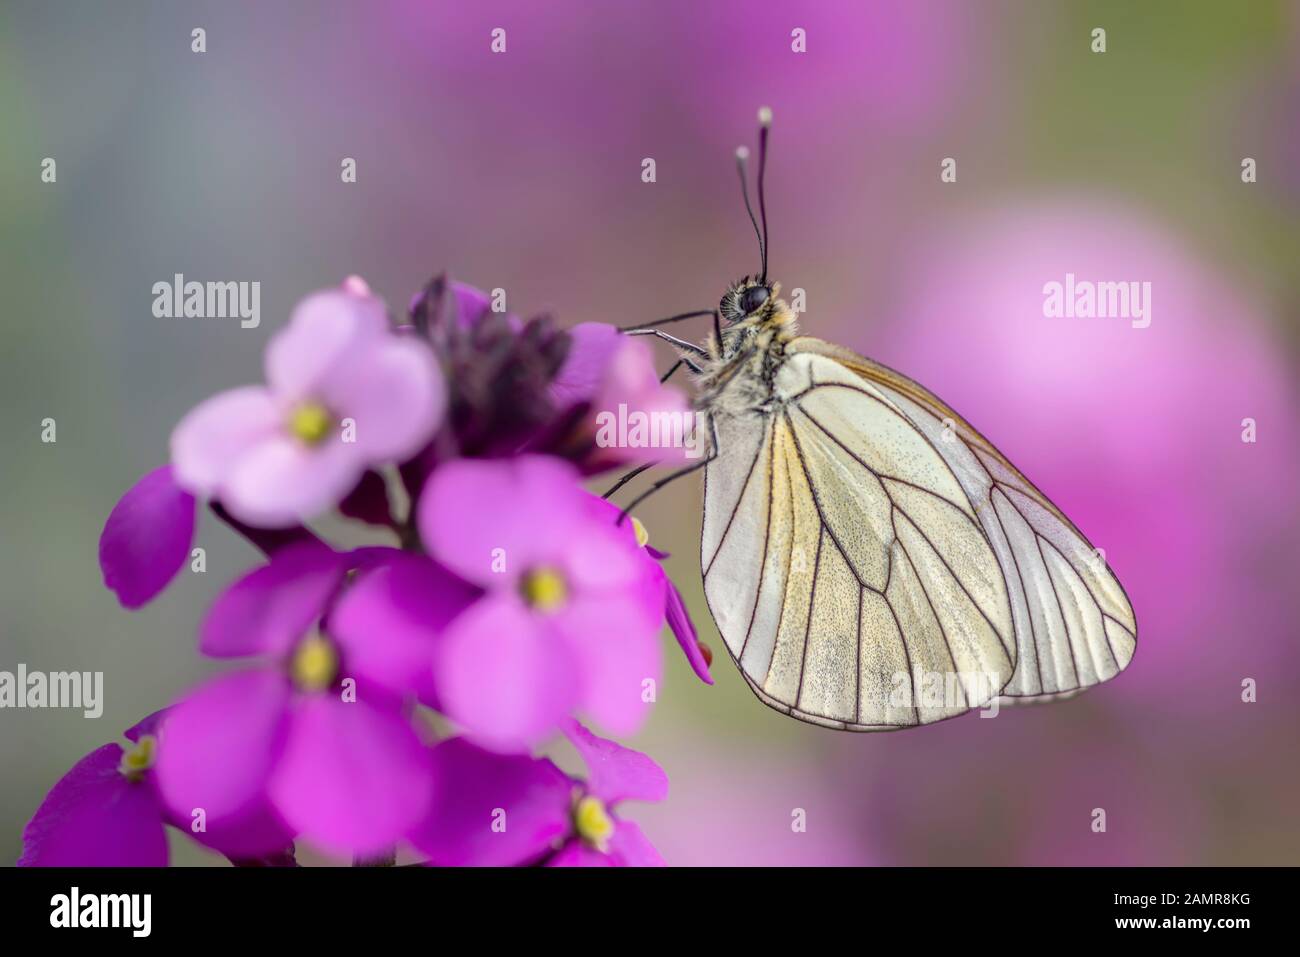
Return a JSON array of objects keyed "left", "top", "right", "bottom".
[
  {"left": 320, "top": 334, "right": 446, "bottom": 463},
  {"left": 553, "top": 326, "right": 694, "bottom": 469},
  {"left": 546, "top": 840, "right": 612, "bottom": 867},
  {"left": 408, "top": 737, "right": 572, "bottom": 866},
  {"left": 607, "top": 819, "right": 665, "bottom": 866},
  {"left": 18, "top": 744, "right": 168, "bottom": 867},
  {"left": 155, "top": 669, "right": 290, "bottom": 827},
  {"left": 560, "top": 518, "right": 653, "bottom": 592},
  {"left": 125, "top": 710, "right": 168, "bottom": 741},
  {"left": 329, "top": 552, "right": 481, "bottom": 702},
  {"left": 99, "top": 466, "right": 196, "bottom": 609},
  {"left": 200, "top": 542, "right": 345, "bottom": 659},
  {"left": 558, "top": 591, "right": 662, "bottom": 737},
  {"left": 585, "top": 493, "right": 711, "bottom": 683},
  {"left": 181, "top": 800, "right": 296, "bottom": 862},
  {"left": 218, "top": 434, "right": 363, "bottom": 527},
  {"left": 450, "top": 281, "right": 494, "bottom": 329},
  {"left": 267, "top": 696, "right": 434, "bottom": 859},
  {"left": 665, "top": 578, "right": 713, "bottom": 684},
  {"left": 549, "top": 322, "right": 623, "bottom": 408},
  {"left": 435, "top": 597, "right": 582, "bottom": 752},
  {"left": 561, "top": 719, "right": 668, "bottom": 806},
  {"left": 579, "top": 493, "right": 673, "bottom": 593},
  {"left": 264, "top": 289, "right": 388, "bottom": 403},
  {"left": 170, "top": 385, "right": 281, "bottom": 496},
  {"left": 417, "top": 456, "right": 588, "bottom": 586}
]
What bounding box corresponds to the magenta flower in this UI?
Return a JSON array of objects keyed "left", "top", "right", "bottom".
[
  {"left": 550, "top": 322, "right": 694, "bottom": 471},
  {"left": 19, "top": 712, "right": 293, "bottom": 867},
  {"left": 154, "top": 543, "right": 474, "bottom": 858},
  {"left": 417, "top": 455, "right": 665, "bottom": 751},
  {"left": 328, "top": 548, "right": 483, "bottom": 708},
  {"left": 67, "top": 270, "right": 711, "bottom": 868},
  {"left": 97, "top": 464, "right": 330, "bottom": 610},
  {"left": 171, "top": 284, "right": 445, "bottom": 527},
  {"left": 546, "top": 719, "right": 667, "bottom": 867},
  {"left": 409, "top": 720, "right": 666, "bottom": 867}
]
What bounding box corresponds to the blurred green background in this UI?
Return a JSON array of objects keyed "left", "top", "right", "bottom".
[{"left": 2, "top": 0, "right": 1298, "bottom": 865}]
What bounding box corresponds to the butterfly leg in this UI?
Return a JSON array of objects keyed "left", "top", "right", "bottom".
[
  {"left": 601, "top": 463, "right": 654, "bottom": 499},
  {"left": 623, "top": 309, "right": 721, "bottom": 353},
  {"left": 617, "top": 309, "right": 714, "bottom": 333},
  {"left": 659, "top": 356, "right": 704, "bottom": 384},
  {"left": 624, "top": 327, "right": 711, "bottom": 361},
  {"left": 660, "top": 359, "right": 685, "bottom": 384},
  {"left": 615, "top": 416, "right": 719, "bottom": 524}
]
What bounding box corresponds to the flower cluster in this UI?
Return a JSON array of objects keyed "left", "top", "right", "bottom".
[{"left": 20, "top": 275, "right": 710, "bottom": 866}]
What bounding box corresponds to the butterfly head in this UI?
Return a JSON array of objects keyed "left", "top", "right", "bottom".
[{"left": 720, "top": 276, "right": 792, "bottom": 328}]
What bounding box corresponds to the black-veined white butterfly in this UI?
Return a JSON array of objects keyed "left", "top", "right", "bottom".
[{"left": 611, "top": 108, "right": 1137, "bottom": 731}]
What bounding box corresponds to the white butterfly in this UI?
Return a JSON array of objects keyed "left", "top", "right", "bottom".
[{"left": 619, "top": 108, "right": 1137, "bottom": 731}]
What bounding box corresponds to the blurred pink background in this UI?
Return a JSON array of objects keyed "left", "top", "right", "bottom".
[{"left": 2, "top": 0, "right": 1297, "bottom": 864}]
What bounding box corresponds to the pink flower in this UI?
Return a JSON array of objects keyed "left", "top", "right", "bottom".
[
  {"left": 19, "top": 712, "right": 294, "bottom": 867},
  {"left": 550, "top": 323, "right": 695, "bottom": 472},
  {"left": 417, "top": 455, "right": 665, "bottom": 751},
  {"left": 171, "top": 285, "right": 445, "bottom": 527},
  {"left": 546, "top": 719, "right": 667, "bottom": 867},
  {"left": 154, "top": 543, "right": 475, "bottom": 858},
  {"left": 408, "top": 720, "right": 667, "bottom": 867}
]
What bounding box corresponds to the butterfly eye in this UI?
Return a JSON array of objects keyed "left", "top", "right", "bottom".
[{"left": 740, "top": 285, "right": 770, "bottom": 315}]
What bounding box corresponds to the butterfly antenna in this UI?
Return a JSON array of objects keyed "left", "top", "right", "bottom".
[
  {"left": 756, "top": 105, "right": 772, "bottom": 284},
  {"left": 735, "top": 145, "right": 764, "bottom": 278}
]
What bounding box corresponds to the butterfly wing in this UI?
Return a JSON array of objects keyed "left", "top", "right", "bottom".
[
  {"left": 701, "top": 350, "right": 1018, "bottom": 730},
  {"left": 785, "top": 336, "right": 1138, "bottom": 703}
]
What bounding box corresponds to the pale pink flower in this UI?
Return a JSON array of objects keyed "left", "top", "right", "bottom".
[{"left": 171, "top": 285, "right": 445, "bottom": 527}]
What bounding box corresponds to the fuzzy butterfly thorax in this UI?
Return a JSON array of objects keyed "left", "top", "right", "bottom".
[{"left": 696, "top": 279, "right": 799, "bottom": 417}]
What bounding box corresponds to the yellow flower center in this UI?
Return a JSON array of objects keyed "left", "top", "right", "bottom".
[
  {"left": 519, "top": 567, "right": 569, "bottom": 613},
  {"left": 118, "top": 734, "right": 157, "bottom": 781},
  {"left": 573, "top": 794, "right": 615, "bottom": 852},
  {"left": 288, "top": 402, "right": 333, "bottom": 445},
  {"left": 630, "top": 516, "right": 650, "bottom": 549},
  {"left": 291, "top": 634, "right": 340, "bottom": 692}
]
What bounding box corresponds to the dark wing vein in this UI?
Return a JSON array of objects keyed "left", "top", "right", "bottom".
[
  {"left": 891, "top": 510, "right": 967, "bottom": 708},
  {"left": 782, "top": 411, "right": 884, "bottom": 593},
  {"left": 1031, "top": 533, "right": 1083, "bottom": 691},
  {"left": 987, "top": 491, "right": 1045, "bottom": 692},
  {"left": 703, "top": 419, "right": 770, "bottom": 579},
  {"left": 788, "top": 402, "right": 1012, "bottom": 660},
  {"left": 738, "top": 425, "right": 778, "bottom": 660},
  {"left": 793, "top": 526, "right": 825, "bottom": 711},
  {"left": 797, "top": 404, "right": 977, "bottom": 523}
]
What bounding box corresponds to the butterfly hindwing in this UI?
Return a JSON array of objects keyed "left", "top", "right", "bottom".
[{"left": 785, "top": 337, "right": 1138, "bottom": 703}]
